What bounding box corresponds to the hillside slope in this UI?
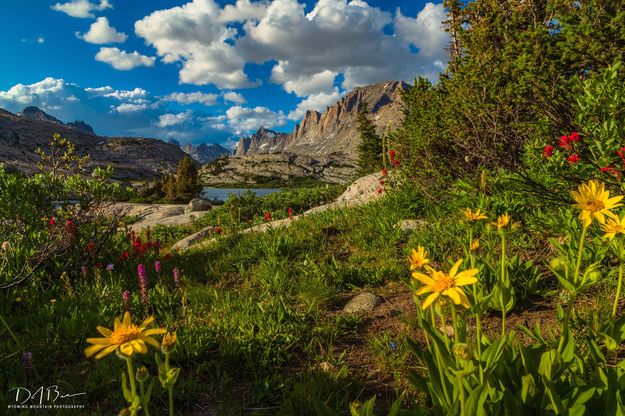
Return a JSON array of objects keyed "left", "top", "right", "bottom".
[{"left": 0, "top": 107, "right": 190, "bottom": 180}]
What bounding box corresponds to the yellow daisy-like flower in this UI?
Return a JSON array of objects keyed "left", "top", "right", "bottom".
[
  {"left": 84, "top": 312, "right": 166, "bottom": 360},
  {"left": 408, "top": 246, "right": 429, "bottom": 270},
  {"left": 463, "top": 208, "right": 487, "bottom": 222},
  {"left": 601, "top": 215, "right": 625, "bottom": 240},
  {"left": 412, "top": 260, "right": 478, "bottom": 309},
  {"left": 161, "top": 331, "right": 177, "bottom": 353},
  {"left": 469, "top": 239, "right": 480, "bottom": 251},
  {"left": 492, "top": 213, "right": 510, "bottom": 230},
  {"left": 572, "top": 180, "right": 623, "bottom": 228}
]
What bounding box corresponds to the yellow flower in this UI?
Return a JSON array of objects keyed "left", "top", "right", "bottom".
[
  {"left": 492, "top": 213, "right": 510, "bottom": 230},
  {"left": 161, "top": 331, "right": 177, "bottom": 353},
  {"left": 84, "top": 312, "right": 166, "bottom": 360},
  {"left": 463, "top": 208, "right": 487, "bottom": 222},
  {"left": 572, "top": 180, "right": 623, "bottom": 228},
  {"left": 408, "top": 246, "right": 429, "bottom": 270},
  {"left": 412, "top": 260, "right": 478, "bottom": 309},
  {"left": 470, "top": 239, "right": 480, "bottom": 251},
  {"left": 601, "top": 215, "right": 625, "bottom": 240}
]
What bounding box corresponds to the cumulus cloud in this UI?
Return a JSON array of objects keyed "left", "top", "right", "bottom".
[
  {"left": 218, "top": 0, "right": 269, "bottom": 23},
  {"left": 37, "top": 37, "right": 45, "bottom": 44},
  {"left": 222, "top": 91, "right": 246, "bottom": 104},
  {"left": 51, "top": 0, "right": 112, "bottom": 18},
  {"left": 0, "top": 77, "right": 231, "bottom": 145},
  {"left": 133, "top": 0, "right": 448, "bottom": 96},
  {"left": 157, "top": 111, "right": 193, "bottom": 127},
  {"left": 162, "top": 92, "right": 218, "bottom": 106},
  {"left": 95, "top": 47, "right": 156, "bottom": 70},
  {"left": 287, "top": 88, "right": 342, "bottom": 121},
  {"left": 77, "top": 17, "right": 128, "bottom": 44},
  {"left": 226, "top": 105, "right": 286, "bottom": 134},
  {"left": 134, "top": 0, "right": 254, "bottom": 88}
]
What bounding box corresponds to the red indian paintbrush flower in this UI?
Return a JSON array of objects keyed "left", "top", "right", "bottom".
[
  {"left": 567, "top": 154, "right": 581, "bottom": 164},
  {"left": 544, "top": 145, "right": 554, "bottom": 158},
  {"left": 264, "top": 212, "right": 272, "bottom": 221}
]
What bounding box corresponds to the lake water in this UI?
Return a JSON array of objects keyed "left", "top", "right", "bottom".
[{"left": 201, "top": 187, "right": 282, "bottom": 202}]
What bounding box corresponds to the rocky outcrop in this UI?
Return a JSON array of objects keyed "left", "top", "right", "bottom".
[
  {"left": 67, "top": 120, "right": 95, "bottom": 135},
  {"left": 184, "top": 198, "right": 212, "bottom": 213},
  {"left": 182, "top": 143, "right": 231, "bottom": 164},
  {"left": 234, "top": 127, "right": 290, "bottom": 157},
  {"left": 200, "top": 153, "right": 356, "bottom": 184},
  {"left": 235, "top": 81, "right": 408, "bottom": 161},
  {"left": 0, "top": 107, "right": 188, "bottom": 180}
]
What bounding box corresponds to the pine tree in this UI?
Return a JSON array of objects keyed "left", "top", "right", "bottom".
[
  {"left": 356, "top": 102, "right": 382, "bottom": 176},
  {"left": 174, "top": 156, "right": 201, "bottom": 202}
]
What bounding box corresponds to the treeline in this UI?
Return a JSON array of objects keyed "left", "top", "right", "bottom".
[
  {"left": 357, "top": 0, "right": 625, "bottom": 194},
  {"left": 132, "top": 156, "right": 202, "bottom": 204}
]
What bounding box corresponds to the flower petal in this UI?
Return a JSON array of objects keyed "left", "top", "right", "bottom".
[
  {"left": 139, "top": 316, "right": 154, "bottom": 330},
  {"left": 443, "top": 288, "right": 461, "bottom": 305},
  {"left": 139, "top": 335, "right": 161, "bottom": 348},
  {"left": 412, "top": 272, "right": 437, "bottom": 286},
  {"left": 95, "top": 344, "right": 118, "bottom": 360},
  {"left": 86, "top": 337, "right": 113, "bottom": 345},
  {"left": 84, "top": 344, "right": 107, "bottom": 358},
  {"left": 96, "top": 326, "right": 113, "bottom": 337},
  {"left": 448, "top": 260, "right": 462, "bottom": 278},
  {"left": 123, "top": 312, "right": 132, "bottom": 327},
  {"left": 421, "top": 292, "right": 439, "bottom": 310}
]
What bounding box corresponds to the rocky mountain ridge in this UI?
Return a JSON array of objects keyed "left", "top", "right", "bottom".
[
  {"left": 182, "top": 142, "right": 231, "bottom": 164},
  {"left": 0, "top": 107, "right": 189, "bottom": 180},
  {"left": 234, "top": 80, "right": 408, "bottom": 160},
  {"left": 18, "top": 106, "right": 96, "bottom": 135}
]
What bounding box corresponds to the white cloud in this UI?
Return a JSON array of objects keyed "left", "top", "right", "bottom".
[
  {"left": 287, "top": 88, "right": 342, "bottom": 121},
  {"left": 133, "top": 0, "right": 448, "bottom": 95},
  {"left": 222, "top": 91, "right": 246, "bottom": 104},
  {"left": 157, "top": 111, "right": 193, "bottom": 127},
  {"left": 0, "top": 77, "right": 231, "bottom": 145},
  {"left": 163, "top": 92, "right": 218, "bottom": 106},
  {"left": 95, "top": 47, "right": 156, "bottom": 70},
  {"left": 226, "top": 105, "right": 286, "bottom": 134},
  {"left": 218, "top": 0, "right": 269, "bottom": 22},
  {"left": 51, "top": 0, "right": 112, "bottom": 18},
  {"left": 112, "top": 103, "right": 150, "bottom": 113},
  {"left": 37, "top": 37, "right": 45, "bottom": 44},
  {"left": 394, "top": 4, "right": 448, "bottom": 58},
  {"left": 134, "top": 0, "right": 253, "bottom": 89},
  {"left": 77, "top": 17, "right": 128, "bottom": 44}
]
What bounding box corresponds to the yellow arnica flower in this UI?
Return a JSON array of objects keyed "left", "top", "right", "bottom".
[
  {"left": 572, "top": 180, "right": 623, "bottom": 228},
  {"left": 492, "top": 213, "right": 510, "bottom": 230},
  {"left": 84, "top": 312, "right": 166, "bottom": 359},
  {"left": 161, "top": 331, "right": 177, "bottom": 353},
  {"left": 463, "top": 208, "right": 487, "bottom": 222},
  {"left": 601, "top": 215, "right": 625, "bottom": 240},
  {"left": 408, "top": 246, "right": 429, "bottom": 270},
  {"left": 470, "top": 239, "right": 480, "bottom": 251},
  {"left": 412, "top": 260, "right": 478, "bottom": 309}
]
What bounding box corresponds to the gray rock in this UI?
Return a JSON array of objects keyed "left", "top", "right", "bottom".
[
  {"left": 185, "top": 198, "right": 212, "bottom": 214},
  {"left": 398, "top": 219, "right": 428, "bottom": 232},
  {"left": 343, "top": 292, "right": 382, "bottom": 314},
  {"left": 172, "top": 226, "right": 215, "bottom": 251}
]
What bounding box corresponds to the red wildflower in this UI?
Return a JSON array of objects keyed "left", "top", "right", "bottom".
[
  {"left": 377, "top": 188, "right": 383, "bottom": 194},
  {"left": 48, "top": 217, "right": 56, "bottom": 226},
  {"left": 618, "top": 147, "right": 625, "bottom": 165},
  {"left": 120, "top": 251, "right": 130, "bottom": 261},
  {"left": 95, "top": 262, "right": 102, "bottom": 269},
  {"left": 264, "top": 212, "right": 272, "bottom": 221},
  {"left": 379, "top": 179, "right": 384, "bottom": 185},
  {"left": 569, "top": 132, "right": 580, "bottom": 142},
  {"left": 64, "top": 220, "right": 75, "bottom": 235},
  {"left": 215, "top": 226, "right": 222, "bottom": 235},
  {"left": 381, "top": 167, "right": 388, "bottom": 176},
  {"left": 287, "top": 207, "right": 294, "bottom": 220},
  {"left": 86, "top": 241, "right": 96, "bottom": 252},
  {"left": 567, "top": 154, "right": 580, "bottom": 164},
  {"left": 544, "top": 145, "right": 554, "bottom": 158},
  {"left": 389, "top": 149, "right": 396, "bottom": 158}
]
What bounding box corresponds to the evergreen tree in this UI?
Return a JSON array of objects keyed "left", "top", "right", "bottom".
[
  {"left": 162, "top": 175, "right": 177, "bottom": 203},
  {"left": 356, "top": 102, "right": 382, "bottom": 176},
  {"left": 175, "top": 156, "right": 201, "bottom": 202}
]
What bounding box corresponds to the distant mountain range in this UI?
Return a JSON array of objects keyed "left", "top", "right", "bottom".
[
  {"left": 202, "top": 80, "right": 408, "bottom": 184},
  {"left": 234, "top": 81, "right": 408, "bottom": 159},
  {"left": 0, "top": 107, "right": 189, "bottom": 180},
  {"left": 181, "top": 143, "right": 231, "bottom": 164}
]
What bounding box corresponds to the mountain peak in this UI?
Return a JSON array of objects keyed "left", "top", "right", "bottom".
[
  {"left": 18, "top": 106, "right": 64, "bottom": 125},
  {"left": 181, "top": 142, "right": 231, "bottom": 164}
]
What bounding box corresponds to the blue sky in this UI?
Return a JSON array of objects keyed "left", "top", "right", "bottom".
[{"left": 0, "top": 0, "right": 448, "bottom": 147}]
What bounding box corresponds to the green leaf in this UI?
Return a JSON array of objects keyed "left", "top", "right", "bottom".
[{"left": 312, "top": 397, "right": 339, "bottom": 416}]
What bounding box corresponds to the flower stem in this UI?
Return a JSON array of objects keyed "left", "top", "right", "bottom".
[
  {"left": 126, "top": 357, "right": 137, "bottom": 403},
  {"left": 139, "top": 380, "right": 149, "bottom": 416},
  {"left": 613, "top": 261, "right": 623, "bottom": 319},
  {"left": 457, "top": 373, "right": 467, "bottom": 416},
  {"left": 574, "top": 225, "right": 588, "bottom": 286},
  {"left": 500, "top": 232, "right": 506, "bottom": 336},
  {"left": 166, "top": 352, "right": 174, "bottom": 416}
]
